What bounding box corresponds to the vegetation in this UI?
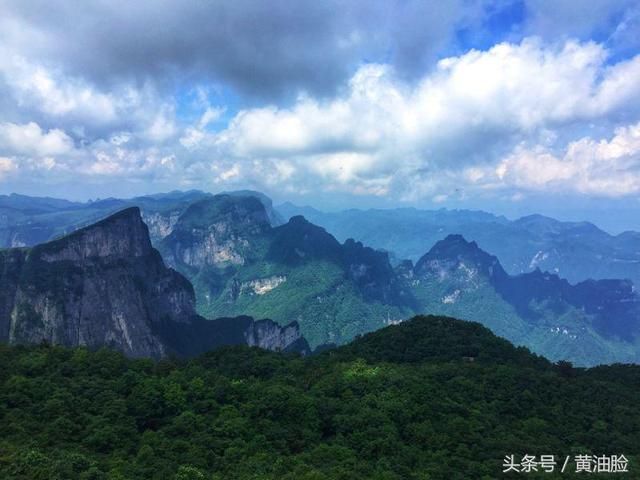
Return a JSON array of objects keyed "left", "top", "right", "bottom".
[{"left": 1, "top": 315, "right": 638, "bottom": 479}]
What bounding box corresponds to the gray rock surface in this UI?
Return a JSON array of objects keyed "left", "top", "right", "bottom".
[{"left": 0, "top": 207, "right": 309, "bottom": 358}]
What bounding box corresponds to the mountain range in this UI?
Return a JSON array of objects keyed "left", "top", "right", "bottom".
[
  {"left": 158, "top": 194, "right": 639, "bottom": 366},
  {"left": 0, "top": 190, "right": 282, "bottom": 249},
  {"left": 1, "top": 190, "right": 639, "bottom": 366},
  {"left": 158, "top": 195, "right": 415, "bottom": 349},
  {"left": 0, "top": 206, "right": 308, "bottom": 358},
  {"left": 278, "top": 203, "right": 640, "bottom": 287}
]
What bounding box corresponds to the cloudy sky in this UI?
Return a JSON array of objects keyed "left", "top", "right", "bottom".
[{"left": 1, "top": 0, "right": 639, "bottom": 231}]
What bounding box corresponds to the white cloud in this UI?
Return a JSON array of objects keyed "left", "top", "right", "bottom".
[
  {"left": 1, "top": 36, "right": 639, "bottom": 202},
  {"left": 489, "top": 122, "right": 640, "bottom": 196},
  {"left": 207, "top": 38, "right": 640, "bottom": 198},
  {"left": 0, "top": 121, "right": 74, "bottom": 156},
  {"left": 180, "top": 105, "right": 224, "bottom": 150},
  {"left": 145, "top": 109, "right": 177, "bottom": 143},
  {"left": 0, "top": 157, "right": 17, "bottom": 178},
  {"left": 0, "top": 52, "right": 118, "bottom": 123}
]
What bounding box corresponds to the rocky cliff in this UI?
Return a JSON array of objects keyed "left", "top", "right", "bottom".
[
  {"left": 161, "top": 195, "right": 271, "bottom": 269},
  {"left": 159, "top": 197, "right": 417, "bottom": 348},
  {"left": 0, "top": 207, "right": 309, "bottom": 358}
]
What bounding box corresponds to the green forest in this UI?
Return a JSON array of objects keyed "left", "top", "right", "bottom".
[{"left": 1, "top": 316, "right": 638, "bottom": 479}]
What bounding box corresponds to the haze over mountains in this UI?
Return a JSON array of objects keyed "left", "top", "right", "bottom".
[
  {"left": 279, "top": 202, "right": 640, "bottom": 287},
  {"left": 0, "top": 190, "right": 639, "bottom": 366}
]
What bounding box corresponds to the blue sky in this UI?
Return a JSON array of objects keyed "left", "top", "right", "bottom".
[{"left": 0, "top": 0, "right": 639, "bottom": 232}]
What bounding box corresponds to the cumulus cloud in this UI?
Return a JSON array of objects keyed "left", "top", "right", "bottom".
[
  {"left": 0, "top": 46, "right": 191, "bottom": 146},
  {"left": 491, "top": 122, "right": 640, "bottom": 196},
  {"left": 2, "top": 0, "right": 637, "bottom": 102},
  {"left": 0, "top": 122, "right": 74, "bottom": 157},
  {"left": 0, "top": 157, "right": 17, "bottom": 179},
  {"left": 201, "top": 39, "right": 640, "bottom": 198},
  {"left": 0, "top": 0, "right": 476, "bottom": 100},
  {"left": 0, "top": 0, "right": 639, "bottom": 208},
  {"left": 0, "top": 52, "right": 118, "bottom": 124}
]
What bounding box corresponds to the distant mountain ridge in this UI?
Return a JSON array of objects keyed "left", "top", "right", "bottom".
[
  {"left": 0, "top": 207, "right": 309, "bottom": 358},
  {"left": 0, "top": 189, "right": 282, "bottom": 249},
  {"left": 159, "top": 195, "right": 640, "bottom": 365},
  {"left": 2, "top": 191, "right": 639, "bottom": 365},
  {"left": 410, "top": 234, "right": 640, "bottom": 365},
  {"left": 278, "top": 203, "right": 640, "bottom": 287},
  {"left": 4, "top": 191, "right": 637, "bottom": 288}
]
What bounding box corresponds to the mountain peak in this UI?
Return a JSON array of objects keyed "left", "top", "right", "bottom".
[
  {"left": 267, "top": 215, "right": 342, "bottom": 264},
  {"left": 423, "top": 234, "right": 484, "bottom": 258},
  {"left": 442, "top": 233, "right": 478, "bottom": 248},
  {"left": 33, "top": 207, "right": 153, "bottom": 261},
  {"left": 177, "top": 194, "right": 270, "bottom": 230},
  {"left": 414, "top": 234, "right": 506, "bottom": 279},
  {"left": 288, "top": 214, "right": 310, "bottom": 225},
  {"left": 222, "top": 190, "right": 285, "bottom": 226},
  {"left": 160, "top": 194, "right": 271, "bottom": 268}
]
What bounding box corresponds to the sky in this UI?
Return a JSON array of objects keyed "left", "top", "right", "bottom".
[{"left": 0, "top": 0, "right": 639, "bottom": 232}]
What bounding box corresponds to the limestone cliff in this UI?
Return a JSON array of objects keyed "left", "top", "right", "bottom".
[
  {"left": 160, "top": 195, "right": 271, "bottom": 269},
  {"left": 0, "top": 207, "right": 309, "bottom": 358}
]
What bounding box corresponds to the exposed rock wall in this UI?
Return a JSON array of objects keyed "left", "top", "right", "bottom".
[{"left": 0, "top": 207, "right": 309, "bottom": 358}]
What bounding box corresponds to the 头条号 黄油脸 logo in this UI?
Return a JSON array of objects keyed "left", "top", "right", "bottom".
[{"left": 502, "top": 454, "right": 629, "bottom": 474}]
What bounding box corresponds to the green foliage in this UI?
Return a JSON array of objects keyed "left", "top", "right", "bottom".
[{"left": 0, "top": 316, "right": 638, "bottom": 479}]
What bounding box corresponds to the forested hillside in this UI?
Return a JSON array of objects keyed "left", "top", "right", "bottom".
[{"left": 1, "top": 316, "right": 638, "bottom": 479}]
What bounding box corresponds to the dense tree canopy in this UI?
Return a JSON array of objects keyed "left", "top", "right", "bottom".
[{"left": 0, "top": 316, "right": 638, "bottom": 479}]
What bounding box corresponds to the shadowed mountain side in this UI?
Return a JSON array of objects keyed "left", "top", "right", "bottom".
[
  {"left": 278, "top": 203, "right": 640, "bottom": 287},
  {"left": 411, "top": 234, "right": 640, "bottom": 365},
  {"left": 159, "top": 197, "right": 418, "bottom": 348},
  {"left": 0, "top": 207, "right": 309, "bottom": 358}
]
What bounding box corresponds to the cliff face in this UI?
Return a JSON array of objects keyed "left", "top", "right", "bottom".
[
  {"left": 0, "top": 208, "right": 194, "bottom": 358},
  {"left": 244, "top": 320, "right": 308, "bottom": 352},
  {"left": 0, "top": 207, "right": 308, "bottom": 358},
  {"left": 141, "top": 210, "right": 182, "bottom": 243},
  {"left": 158, "top": 197, "right": 418, "bottom": 349},
  {"left": 160, "top": 195, "right": 271, "bottom": 269}
]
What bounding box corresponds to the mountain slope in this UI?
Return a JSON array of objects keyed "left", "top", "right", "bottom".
[
  {"left": 410, "top": 235, "right": 640, "bottom": 365},
  {"left": 0, "top": 315, "right": 638, "bottom": 479},
  {"left": 160, "top": 196, "right": 416, "bottom": 348},
  {"left": 159, "top": 196, "right": 640, "bottom": 365},
  {"left": 0, "top": 207, "right": 309, "bottom": 358},
  {"left": 278, "top": 203, "right": 640, "bottom": 286}
]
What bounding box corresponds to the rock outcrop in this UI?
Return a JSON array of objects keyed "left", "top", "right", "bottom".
[
  {"left": 0, "top": 207, "right": 309, "bottom": 358},
  {"left": 160, "top": 195, "right": 271, "bottom": 269}
]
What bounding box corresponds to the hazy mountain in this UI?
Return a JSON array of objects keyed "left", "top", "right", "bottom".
[
  {"left": 0, "top": 190, "right": 283, "bottom": 249},
  {"left": 278, "top": 203, "right": 640, "bottom": 287},
  {"left": 160, "top": 195, "right": 640, "bottom": 365},
  {"left": 410, "top": 234, "right": 640, "bottom": 365},
  {"left": 0, "top": 207, "right": 309, "bottom": 358},
  {"left": 159, "top": 195, "right": 416, "bottom": 348},
  {"left": 223, "top": 189, "right": 286, "bottom": 226},
  {"left": 2, "top": 191, "right": 638, "bottom": 365}
]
